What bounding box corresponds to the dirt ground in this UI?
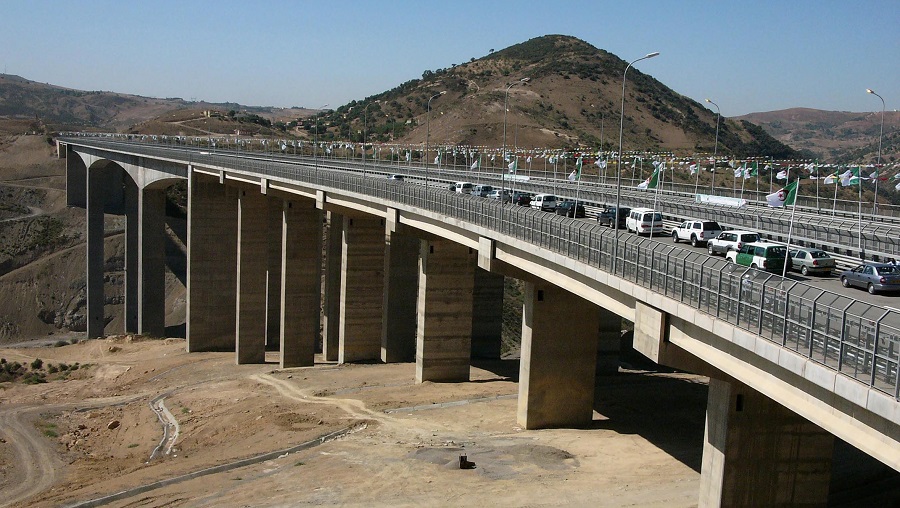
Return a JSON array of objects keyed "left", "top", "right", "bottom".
[{"left": 0, "top": 337, "right": 712, "bottom": 508}]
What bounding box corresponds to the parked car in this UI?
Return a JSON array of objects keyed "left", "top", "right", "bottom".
[
  {"left": 596, "top": 207, "right": 630, "bottom": 229},
  {"left": 725, "top": 242, "right": 787, "bottom": 273},
  {"left": 387, "top": 174, "right": 404, "bottom": 181},
  {"left": 626, "top": 207, "right": 664, "bottom": 235},
  {"left": 487, "top": 189, "right": 511, "bottom": 201},
  {"left": 531, "top": 194, "right": 558, "bottom": 211},
  {"left": 555, "top": 200, "right": 586, "bottom": 218},
  {"left": 672, "top": 219, "right": 723, "bottom": 247},
  {"left": 788, "top": 247, "right": 836, "bottom": 276},
  {"left": 840, "top": 263, "right": 900, "bottom": 294},
  {"left": 511, "top": 192, "right": 532, "bottom": 206},
  {"left": 454, "top": 182, "right": 474, "bottom": 194},
  {"left": 707, "top": 230, "right": 761, "bottom": 256},
  {"left": 472, "top": 184, "right": 493, "bottom": 197}
]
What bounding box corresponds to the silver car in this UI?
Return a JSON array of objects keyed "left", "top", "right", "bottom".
[
  {"left": 788, "top": 248, "right": 836, "bottom": 276},
  {"left": 840, "top": 263, "right": 900, "bottom": 294}
]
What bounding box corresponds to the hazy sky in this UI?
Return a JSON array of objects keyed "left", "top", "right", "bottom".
[{"left": 2, "top": 0, "right": 897, "bottom": 116}]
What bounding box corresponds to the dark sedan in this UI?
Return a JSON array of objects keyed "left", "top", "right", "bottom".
[
  {"left": 555, "top": 201, "right": 586, "bottom": 218},
  {"left": 597, "top": 207, "right": 630, "bottom": 229},
  {"left": 511, "top": 192, "right": 532, "bottom": 206},
  {"left": 840, "top": 263, "right": 900, "bottom": 294}
]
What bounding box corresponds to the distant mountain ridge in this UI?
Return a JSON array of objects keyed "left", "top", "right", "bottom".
[
  {"left": 0, "top": 73, "right": 308, "bottom": 132},
  {"left": 735, "top": 107, "right": 899, "bottom": 163}
]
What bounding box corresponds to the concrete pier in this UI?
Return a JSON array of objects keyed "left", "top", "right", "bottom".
[
  {"left": 338, "top": 216, "right": 385, "bottom": 363},
  {"left": 415, "top": 239, "right": 476, "bottom": 383},
  {"left": 136, "top": 187, "right": 167, "bottom": 336},
  {"left": 699, "top": 378, "right": 834, "bottom": 507},
  {"left": 86, "top": 165, "right": 116, "bottom": 339},
  {"left": 322, "top": 211, "right": 343, "bottom": 362},
  {"left": 266, "top": 197, "right": 283, "bottom": 350},
  {"left": 471, "top": 268, "right": 504, "bottom": 359},
  {"left": 517, "top": 281, "right": 599, "bottom": 429},
  {"left": 235, "top": 186, "right": 268, "bottom": 364},
  {"left": 381, "top": 229, "right": 419, "bottom": 363},
  {"left": 186, "top": 170, "right": 237, "bottom": 352},
  {"left": 279, "top": 199, "right": 323, "bottom": 368}
]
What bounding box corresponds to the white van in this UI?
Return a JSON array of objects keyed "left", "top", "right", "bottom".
[
  {"left": 454, "top": 182, "right": 474, "bottom": 194},
  {"left": 530, "top": 194, "right": 558, "bottom": 211},
  {"left": 626, "top": 207, "right": 664, "bottom": 235},
  {"left": 471, "top": 184, "right": 493, "bottom": 197}
]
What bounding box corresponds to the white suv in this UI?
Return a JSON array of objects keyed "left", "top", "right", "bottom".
[
  {"left": 672, "top": 220, "right": 723, "bottom": 247},
  {"left": 707, "top": 230, "right": 761, "bottom": 256}
]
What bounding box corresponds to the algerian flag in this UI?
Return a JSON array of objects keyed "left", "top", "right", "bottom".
[
  {"left": 823, "top": 171, "right": 840, "bottom": 184},
  {"left": 689, "top": 163, "right": 697, "bottom": 175},
  {"left": 733, "top": 167, "right": 743, "bottom": 178},
  {"left": 568, "top": 156, "right": 583, "bottom": 181},
  {"left": 637, "top": 165, "right": 661, "bottom": 189},
  {"left": 434, "top": 155, "right": 440, "bottom": 164},
  {"left": 405, "top": 151, "right": 411, "bottom": 162},
  {"left": 776, "top": 169, "right": 788, "bottom": 180},
  {"left": 841, "top": 167, "right": 861, "bottom": 186},
  {"left": 471, "top": 159, "right": 479, "bottom": 170},
  {"left": 508, "top": 159, "right": 517, "bottom": 173},
  {"left": 526, "top": 156, "right": 532, "bottom": 164},
  {"left": 745, "top": 161, "right": 758, "bottom": 179},
  {"left": 766, "top": 180, "right": 799, "bottom": 207},
  {"left": 595, "top": 159, "right": 607, "bottom": 168}
]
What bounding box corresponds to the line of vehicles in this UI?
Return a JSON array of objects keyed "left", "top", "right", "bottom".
[{"left": 442, "top": 180, "right": 899, "bottom": 294}]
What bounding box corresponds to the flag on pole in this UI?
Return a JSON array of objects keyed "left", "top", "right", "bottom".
[
  {"left": 471, "top": 159, "right": 479, "bottom": 170},
  {"left": 745, "top": 161, "right": 759, "bottom": 179},
  {"left": 637, "top": 163, "right": 662, "bottom": 189},
  {"left": 568, "top": 155, "right": 583, "bottom": 181},
  {"left": 689, "top": 162, "right": 697, "bottom": 175},
  {"left": 766, "top": 180, "right": 799, "bottom": 207},
  {"left": 776, "top": 169, "right": 788, "bottom": 180},
  {"left": 508, "top": 159, "right": 517, "bottom": 173},
  {"left": 841, "top": 167, "right": 861, "bottom": 186},
  {"left": 823, "top": 170, "right": 840, "bottom": 184},
  {"left": 595, "top": 159, "right": 607, "bottom": 168}
]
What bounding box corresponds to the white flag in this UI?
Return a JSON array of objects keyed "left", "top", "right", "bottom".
[
  {"left": 595, "top": 159, "right": 607, "bottom": 168},
  {"left": 508, "top": 159, "right": 518, "bottom": 172},
  {"left": 776, "top": 170, "right": 787, "bottom": 180},
  {"left": 470, "top": 160, "right": 478, "bottom": 170}
]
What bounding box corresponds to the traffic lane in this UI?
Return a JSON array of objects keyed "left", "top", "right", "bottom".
[{"left": 571, "top": 216, "right": 900, "bottom": 308}]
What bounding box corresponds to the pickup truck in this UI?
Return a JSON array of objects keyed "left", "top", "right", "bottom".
[{"left": 671, "top": 220, "right": 723, "bottom": 247}]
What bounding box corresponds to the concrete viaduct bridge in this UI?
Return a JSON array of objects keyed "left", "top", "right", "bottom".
[{"left": 59, "top": 137, "right": 899, "bottom": 507}]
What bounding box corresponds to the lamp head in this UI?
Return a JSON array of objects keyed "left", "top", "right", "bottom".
[
  {"left": 645, "top": 52, "right": 660, "bottom": 59},
  {"left": 705, "top": 98, "right": 711, "bottom": 103},
  {"left": 866, "top": 88, "right": 875, "bottom": 94}
]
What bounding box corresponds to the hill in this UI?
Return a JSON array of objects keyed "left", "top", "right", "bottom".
[
  {"left": 0, "top": 73, "right": 312, "bottom": 133},
  {"left": 736, "top": 107, "right": 899, "bottom": 163},
  {"left": 308, "top": 35, "right": 797, "bottom": 158}
]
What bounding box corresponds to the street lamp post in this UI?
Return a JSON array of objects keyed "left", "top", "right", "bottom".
[
  {"left": 313, "top": 104, "right": 329, "bottom": 178},
  {"left": 706, "top": 98, "right": 721, "bottom": 193},
  {"left": 502, "top": 77, "right": 529, "bottom": 203},
  {"left": 362, "top": 100, "right": 380, "bottom": 176},
  {"left": 425, "top": 91, "right": 446, "bottom": 189},
  {"left": 867, "top": 88, "right": 886, "bottom": 215},
  {"left": 614, "top": 52, "right": 659, "bottom": 272}
]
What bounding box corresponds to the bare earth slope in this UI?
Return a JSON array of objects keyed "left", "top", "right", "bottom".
[{"left": 0, "top": 339, "right": 710, "bottom": 508}]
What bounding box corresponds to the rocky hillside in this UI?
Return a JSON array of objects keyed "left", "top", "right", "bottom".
[
  {"left": 736, "top": 108, "right": 899, "bottom": 163},
  {"left": 308, "top": 35, "right": 797, "bottom": 158}
]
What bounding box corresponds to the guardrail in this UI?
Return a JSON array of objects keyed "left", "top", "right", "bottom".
[{"left": 61, "top": 138, "right": 900, "bottom": 401}]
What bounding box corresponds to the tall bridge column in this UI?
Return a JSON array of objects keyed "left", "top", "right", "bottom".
[
  {"left": 66, "top": 147, "right": 86, "bottom": 208},
  {"left": 338, "top": 216, "right": 385, "bottom": 363},
  {"left": 86, "top": 166, "right": 116, "bottom": 339},
  {"left": 471, "top": 268, "right": 504, "bottom": 359},
  {"left": 595, "top": 307, "right": 621, "bottom": 374},
  {"left": 381, "top": 227, "right": 419, "bottom": 363},
  {"left": 235, "top": 186, "right": 268, "bottom": 364},
  {"left": 517, "top": 282, "right": 599, "bottom": 429},
  {"left": 699, "top": 378, "right": 834, "bottom": 507},
  {"left": 266, "top": 198, "right": 283, "bottom": 350},
  {"left": 186, "top": 170, "right": 237, "bottom": 352},
  {"left": 279, "top": 199, "right": 323, "bottom": 368},
  {"left": 138, "top": 187, "right": 167, "bottom": 337},
  {"left": 124, "top": 178, "right": 139, "bottom": 334},
  {"left": 322, "top": 211, "right": 343, "bottom": 362},
  {"left": 415, "top": 239, "right": 476, "bottom": 383}
]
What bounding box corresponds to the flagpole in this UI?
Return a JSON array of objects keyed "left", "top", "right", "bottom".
[
  {"left": 651, "top": 161, "right": 663, "bottom": 241},
  {"left": 781, "top": 167, "right": 797, "bottom": 278},
  {"left": 858, "top": 165, "right": 864, "bottom": 259},
  {"left": 832, "top": 166, "right": 839, "bottom": 216}
]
